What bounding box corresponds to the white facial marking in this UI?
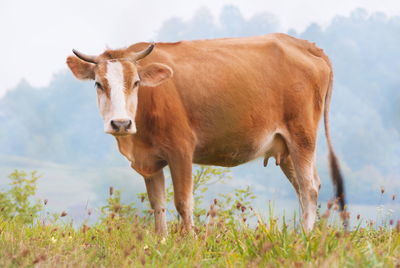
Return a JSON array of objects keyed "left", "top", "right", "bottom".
[
  {"left": 106, "top": 61, "right": 127, "bottom": 120},
  {"left": 98, "top": 61, "right": 138, "bottom": 134}
]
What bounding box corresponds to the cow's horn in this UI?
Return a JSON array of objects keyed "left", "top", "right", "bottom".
[
  {"left": 72, "top": 49, "right": 98, "bottom": 64},
  {"left": 133, "top": 43, "right": 155, "bottom": 61}
]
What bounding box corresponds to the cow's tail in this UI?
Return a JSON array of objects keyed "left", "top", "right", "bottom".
[{"left": 323, "top": 60, "right": 347, "bottom": 218}]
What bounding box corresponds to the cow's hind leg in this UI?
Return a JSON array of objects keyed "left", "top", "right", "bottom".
[
  {"left": 285, "top": 130, "right": 319, "bottom": 232},
  {"left": 144, "top": 170, "right": 167, "bottom": 235},
  {"left": 280, "top": 156, "right": 300, "bottom": 197},
  {"left": 313, "top": 160, "right": 321, "bottom": 193}
]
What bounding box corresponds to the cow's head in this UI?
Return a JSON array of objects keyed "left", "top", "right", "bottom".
[{"left": 66, "top": 44, "right": 172, "bottom": 136}]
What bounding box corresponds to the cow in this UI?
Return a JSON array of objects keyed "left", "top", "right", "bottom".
[{"left": 66, "top": 33, "right": 346, "bottom": 235}]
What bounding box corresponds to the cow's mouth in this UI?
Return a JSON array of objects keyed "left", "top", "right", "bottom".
[{"left": 109, "top": 131, "right": 134, "bottom": 137}]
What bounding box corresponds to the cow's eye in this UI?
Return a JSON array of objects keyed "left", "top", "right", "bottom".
[
  {"left": 95, "top": 82, "right": 103, "bottom": 90},
  {"left": 133, "top": 80, "right": 140, "bottom": 88}
]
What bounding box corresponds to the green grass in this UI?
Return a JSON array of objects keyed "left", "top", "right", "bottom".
[
  {"left": 1, "top": 170, "right": 399, "bottom": 267},
  {"left": 1, "top": 211, "right": 399, "bottom": 267}
]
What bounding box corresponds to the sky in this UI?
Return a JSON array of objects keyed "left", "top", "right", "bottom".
[{"left": 1, "top": 0, "right": 400, "bottom": 97}]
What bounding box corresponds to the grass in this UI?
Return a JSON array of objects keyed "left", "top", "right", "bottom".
[
  {"left": 1, "top": 170, "right": 399, "bottom": 267},
  {"left": 1, "top": 208, "right": 399, "bottom": 267}
]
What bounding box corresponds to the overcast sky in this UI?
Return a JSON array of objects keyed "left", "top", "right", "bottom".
[{"left": 1, "top": 0, "right": 399, "bottom": 97}]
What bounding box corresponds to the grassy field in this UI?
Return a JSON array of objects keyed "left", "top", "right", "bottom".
[
  {"left": 1, "top": 212, "right": 400, "bottom": 267},
  {"left": 1, "top": 170, "right": 399, "bottom": 267}
]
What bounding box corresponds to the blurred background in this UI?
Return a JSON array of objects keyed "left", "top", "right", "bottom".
[{"left": 0, "top": 0, "right": 399, "bottom": 224}]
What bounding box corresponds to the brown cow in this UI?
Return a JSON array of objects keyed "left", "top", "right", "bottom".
[{"left": 66, "top": 33, "right": 345, "bottom": 234}]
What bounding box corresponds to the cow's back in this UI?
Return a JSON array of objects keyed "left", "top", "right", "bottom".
[{"left": 130, "top": 34, "right": 331, "bottom": 166}]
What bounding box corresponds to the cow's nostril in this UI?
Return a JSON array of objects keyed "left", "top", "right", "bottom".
[
  {"left": 110, "top": 119, "right": 131, "bottom": 132},
  {"left": 126, "top": 120, "right": 132, "bottom": 130},
  {"left": 110, "top": 120, "right": 119, "bottom": 131}
]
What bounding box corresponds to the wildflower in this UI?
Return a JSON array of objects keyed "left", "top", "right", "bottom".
[
  {"left": 140, "top": 256, "right": 146, "bottom": 265},
  {"left": 341, "top": 211, "right": 350, "bottom": 221},
  {"left": 44, "top": 199, "right": 48, "bottom": 205},
  {"left": 136, "top": 233, "right": 144, "bottom": 241},
  {"left": 82, "top": 224, "right": 89, "bottom": 233},
  {"left": 261, "top": 242, "right": 273, "bottom": 253},
  {"left": 33, "top": 254, "right": 46, "bottom": 265},
  {"left": 294, "top": 261, "right": 304, "bottom": 268},
  {"left": 208, "top": 204, "right": 217, "bottom": 218},
  {"left": 20, "top": 249, "right": 29, "bottom": 258},
  {"left": 327, "top": 200, "right": 333, "bottom": 210},
  {"left": 113, "top": 204, "right": 122, "bottom": 213},
  {"left": 51, "top": 237, "right": 57, "bottom": 243},
  {"left": 143, "top": 245, "right": 149, "bottom": 250},
  {"left": 322, "top": 210, "right": 330, "bottom": 219},
  {"left": 109, "top": 186, "right": 114, "bottom": 196},
  {"left": 160, "top": 237, "right": 166, "bottom": 245},
  {"left": 124, "top": 247, "right": 131, "bottom": 257}
]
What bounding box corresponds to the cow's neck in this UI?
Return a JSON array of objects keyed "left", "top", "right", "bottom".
[
  {"left": 113, "top": 85, "right": 179, "bottom": 176},
  {"left": 115, "top": 135, "right": 165, "bottom": 177}
]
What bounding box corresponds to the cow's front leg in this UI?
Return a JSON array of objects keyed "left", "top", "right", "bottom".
[
  {"left": 144, "top": 170, "right": 167, "bottom": 235},
  {"left": 168, "top": 153, "right": 193, "bottom": 233}
]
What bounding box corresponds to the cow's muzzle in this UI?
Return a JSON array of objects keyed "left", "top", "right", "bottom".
[{"left": 107, "top": 118, "right": 135, "bottom": 135}]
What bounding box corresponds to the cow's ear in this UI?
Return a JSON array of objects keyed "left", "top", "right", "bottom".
[
  {"left": 138, "top": 63, "right": 173, "bottom": 87},
  {"left": 66, "top": 56, "right": 95, "bottom": 80}
]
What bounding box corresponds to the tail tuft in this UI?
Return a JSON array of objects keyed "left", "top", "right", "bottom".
[{"left": 329, "top": 151, "right": 345, "bottom": 211}]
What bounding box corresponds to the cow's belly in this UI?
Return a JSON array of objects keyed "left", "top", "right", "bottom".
[
  {"left": 192, "top": 130, "right": 277, "bottom": 167},
  {"left": 193, "top": 143, "right": 256, "bottom": 167}
]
